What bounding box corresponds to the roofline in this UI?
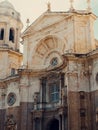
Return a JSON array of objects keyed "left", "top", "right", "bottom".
[{"left": 22, "top": 10, "right": 97, "bottom": 38}]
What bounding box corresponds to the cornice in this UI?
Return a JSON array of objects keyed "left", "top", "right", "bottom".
[
  {"left": 63, "top": 49, "right": 98, "bottom": 61},
  {"left": 22, "top": 9, "right": 97, "bottom": 39},
  {"left": 86, "top": 49, "right": 98, "bottom": 59},
  {"left": 18, "top": 56, "right": 67, "bottom": 77},
  {"left": 0, "top": 75, "right": 19, "bottom": 88},
  {"left": 0, "top": 48, "right": 22, "bottom": 56}
]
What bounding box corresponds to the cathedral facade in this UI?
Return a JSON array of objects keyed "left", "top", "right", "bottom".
[{"left": 0, "top": 0, "right": 98, "bottom": 130}]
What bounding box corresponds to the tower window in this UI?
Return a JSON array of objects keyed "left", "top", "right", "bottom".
[
  {"left": 50, "top": 83, "right": 59, "bottom": 102},
  {"left": 0, "top": 28, "right": 4, "bottom": 40},
  {"left": 9, "top": 28, "right": 14, "bottom": 43},
  {"left": 11, "top": 68, "right": 15, "bottom": 75}
]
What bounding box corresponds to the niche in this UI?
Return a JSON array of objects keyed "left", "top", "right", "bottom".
[
  {"left": 9, "top": 28, "right": 14, "bottom": 43},
  {"left": 0, "top": 28, "right": 4, "bottom": 40}
]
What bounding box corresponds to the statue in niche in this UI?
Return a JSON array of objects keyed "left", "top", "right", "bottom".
[
  {"left": 33, "top": 92, "right": 39, "bottom": 104},
  {"left": 5, "top": 115, "right": 17, "bottom": 130}
]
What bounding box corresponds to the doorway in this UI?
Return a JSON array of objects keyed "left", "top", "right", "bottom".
[{"left": 48, "top": 119, "right": 59, "bottom": 130}]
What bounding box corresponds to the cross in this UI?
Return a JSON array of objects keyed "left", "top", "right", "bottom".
[{"left": 87, "top": 0, "right": 91, "bottom": 11}]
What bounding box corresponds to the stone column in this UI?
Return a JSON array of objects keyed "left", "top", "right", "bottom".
[
  {"left": 15, "top": 28, "right": 18, "bottom": 50},
  {"left": 5, "top": 23, "right": 9, "bottom": 45},
  {"left": 59, "top": 115, "right": 62, "bottom": 130},
  {"left": 40, "top": 117, "right": 43, "bottom": 130},
  {"left": 42, "top": 78, "right": 47, "bottom": 103},
  {"left": 60, "top": 73, "right": 65, "bottom": 105},
  {"left": 62, "top": 114, "right": 68, "bottom": 130},
  {"left": 15, "top": 28, "right": 20, "bottom": 50},
  {"left": 40, "top": 77, "right": 47, "bottom": 109},
  {"left": 33, "top": 119, "right": 35, "bottom": 130},
  {"left": 62, "top": 114, "right": 65, "bottom": 130},
  {"left": 23, "top": 38, "right": 28, "bottom": 68},
  {"left": 59, "top": 77, "right": 62, "bottom": 105},
  {"left": 34, "top": 118, "right": 42, "bottom": 130}
]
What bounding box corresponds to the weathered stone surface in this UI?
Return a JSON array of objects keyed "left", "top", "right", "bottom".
[{"left": 0, "top": 0, "right": 98, "bottom": 130}]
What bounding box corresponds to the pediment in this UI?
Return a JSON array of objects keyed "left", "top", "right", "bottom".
[{"left": 22, "top": 12, "right": 71, "bottom": 37}]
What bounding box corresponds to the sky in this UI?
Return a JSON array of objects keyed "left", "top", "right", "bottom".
[{"left": 4, "top": 0, "right": 98, "bottom": 39}]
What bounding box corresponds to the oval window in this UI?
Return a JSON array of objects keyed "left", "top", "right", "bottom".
[{"left": 7, "top": 93, "right": 16, "bottom": 106}]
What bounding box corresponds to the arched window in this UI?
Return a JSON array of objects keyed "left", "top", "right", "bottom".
[
  {"left": 0, "top": 28, "right": 4, "bottom": 40},
  {"left": 9, "top": 28, "right": 14, "bottom": 43},
  {"left": 47, "top": 119, "right": 59, "bottom": 130}
]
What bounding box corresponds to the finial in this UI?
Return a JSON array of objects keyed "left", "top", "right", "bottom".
[
  {"left": 47, "top": 2, "right": 51, "bottom": 12},
  {"left": 70, "top": 0, "right": 74, "bottom": 11},
  {"left": 87, "top": 0, "right": 91, "bottom": 12},
  {"left": 26, "top": 19, "right": 30, "bottom": 27}
]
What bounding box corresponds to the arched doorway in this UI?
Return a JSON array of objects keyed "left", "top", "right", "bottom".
[{"left": 48, "top": 119, "right": 59, "bottom": 130}]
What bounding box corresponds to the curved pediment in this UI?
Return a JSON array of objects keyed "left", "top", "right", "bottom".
[{"left": 31, "top": 35, "right": 67, "bottom": 70}]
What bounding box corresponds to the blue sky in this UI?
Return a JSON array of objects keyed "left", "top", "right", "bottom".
[{"left": 6, "top": 0, "right": 98, "bottom": 39}]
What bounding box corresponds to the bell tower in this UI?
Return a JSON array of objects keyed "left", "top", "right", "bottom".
[
  {"left": 0, "top": 0, "right": 23, "bottom": 78},
  {"left": 68, "top": 0, "right": 97, "bottom": 53}
]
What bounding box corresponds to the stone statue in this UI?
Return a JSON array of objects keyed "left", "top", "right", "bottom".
[
  {"left": 5, "top": 115, "right": 17, "bottom": 130},
  {"left": 47, "top": 2, "right": 51, "bottom": 12}
]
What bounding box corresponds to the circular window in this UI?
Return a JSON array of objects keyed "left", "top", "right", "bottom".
[
  {"left": 51, "top": 57, "right": 58, "bottom": 66},
  {"left": 96, "top": 73, "right": 98, "bottom": 84},
  {"left": 7, "top": 93, "right": 16, "bottom": 106}
]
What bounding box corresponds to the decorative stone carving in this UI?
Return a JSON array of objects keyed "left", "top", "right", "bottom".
[
  {"left": 33, "top": 92, "right": 39, "bottom": 104},
  {"left": 5, "top": 115, "right": 17, "bottom": 130},
  {"left": 47, "top": 72, "right": 60, "bottom": 81}
]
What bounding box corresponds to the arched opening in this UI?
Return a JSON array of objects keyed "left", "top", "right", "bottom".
[
  {"left": 48, "top": 119, "right": 59, "bottom": 130},
  {"left": 0, "top": 28, "right": 4, "bottom": 40},
  {"left": 9, "top": 28, "right": 14, "bottom": 43},
  {"left": 32, "top": 35, "right": 66, "bottom": 69},
  {"left": 11, "top": 68, "right": 15, "bottom": 75}
]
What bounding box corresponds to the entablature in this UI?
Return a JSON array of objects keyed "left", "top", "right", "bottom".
[{"left": 0, "top": 75, "right": 19, "bottom": 88}]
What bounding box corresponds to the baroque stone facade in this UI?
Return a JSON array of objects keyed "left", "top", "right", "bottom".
[{"left": 0, "top": 0, "right": 98, "bottom": 130}]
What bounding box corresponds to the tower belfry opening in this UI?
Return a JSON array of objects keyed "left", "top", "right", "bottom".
[
  {"left": 9, "top": 28, "right": 14, "bottom": 43},
  {"left": 0, "top": 28, "right": 4, "bottom": 40}
]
